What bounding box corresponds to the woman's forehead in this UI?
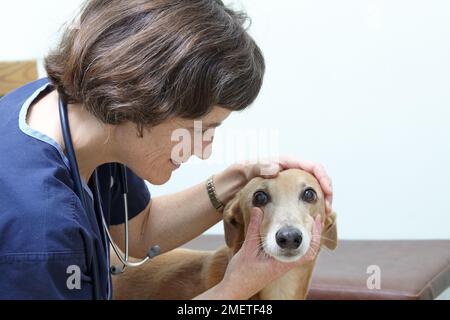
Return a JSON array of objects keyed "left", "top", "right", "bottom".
[{"left": 176, "top": 106, "right": 231, "bottom": 127}]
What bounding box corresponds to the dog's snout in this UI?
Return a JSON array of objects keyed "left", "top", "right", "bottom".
[{"left": 276, "top": 227, "right": 303, "bottom": 250}]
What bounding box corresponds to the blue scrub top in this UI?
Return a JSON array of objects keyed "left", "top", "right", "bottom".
[{"left": 0, "top": 79, "right": 151, "bottom": 299}]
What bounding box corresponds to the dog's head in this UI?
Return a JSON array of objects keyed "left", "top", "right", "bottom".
[{"left": 223, "top": 169, "right": 337, "bottom": 262}]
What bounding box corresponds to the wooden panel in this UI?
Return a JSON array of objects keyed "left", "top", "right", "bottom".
[{"left": 0, "top": 60, "right": 38, "bottom": 96}]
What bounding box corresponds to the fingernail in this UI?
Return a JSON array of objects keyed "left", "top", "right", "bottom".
[{"left": 260, "top": 163, "right": 279, "bottom": 176}]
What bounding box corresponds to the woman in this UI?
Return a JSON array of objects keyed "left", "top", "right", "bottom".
[{"left": 0, "top": 0, "right": 333, "bottom": 300}]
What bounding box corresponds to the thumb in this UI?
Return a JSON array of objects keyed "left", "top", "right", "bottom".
[
  {"left": 251, "top": 162, "right": 280, "bottom": 179},
  {"left": 242, "top": 207, "right": 264, "bottom": 254},
  {"left": 302, "top": 215, "right": 323, "bottom": 262}
]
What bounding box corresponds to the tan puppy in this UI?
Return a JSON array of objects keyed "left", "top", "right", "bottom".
[{"left": 112, "top": 169, "right": 337, "bottom": 300}]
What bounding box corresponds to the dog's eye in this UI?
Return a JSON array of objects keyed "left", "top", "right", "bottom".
[
  {"left": 302, "top": 188, "right": 317, "bottom": 203},
  {"left": 253, "top": 191, "right": 270, "bottom": 207}
]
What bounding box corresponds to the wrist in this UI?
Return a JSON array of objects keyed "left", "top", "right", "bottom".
[
  {"left": 192, "top": 280, "right": 242, "bottom": 300},
  {"left": 215, "top": 278, "right": 247, "bottom": 300},
  {"left": 213, "top": 164, "right": 248, "bottom": 205}
]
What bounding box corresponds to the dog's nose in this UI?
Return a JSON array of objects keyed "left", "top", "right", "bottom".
[{"left": 276, "top": 227, "right": 303, "bottom": 250}]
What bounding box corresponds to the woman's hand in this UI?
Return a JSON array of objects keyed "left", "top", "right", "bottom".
[
  {"left": 219, "top": 207, "right": 323, "bottom": 300},
  {"left": 228, "top": 156, "right": 334, "bottom": 216}
]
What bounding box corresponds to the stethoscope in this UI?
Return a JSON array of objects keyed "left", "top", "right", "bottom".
[{"left": 58, "top": 98, "right": 160, "bottom": 300}]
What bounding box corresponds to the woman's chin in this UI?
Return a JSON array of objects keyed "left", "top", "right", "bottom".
[
  {"left": 140, "top": 161, "right": 180, "bottom": 185},
  {"left": 145, "top": 168, "right": 173, "bottom": 186}
]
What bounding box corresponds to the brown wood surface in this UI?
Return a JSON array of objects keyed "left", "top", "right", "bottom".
[{"left": 0, "top": 60, "right": 38, "bottom": 96}]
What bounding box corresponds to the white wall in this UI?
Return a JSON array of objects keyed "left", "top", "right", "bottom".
[
  {"left": 1, "top": 0, "right": 449, "bottom": 239},
  {"left": 0, "top": 0, "right": 83, "bottom": 74}
]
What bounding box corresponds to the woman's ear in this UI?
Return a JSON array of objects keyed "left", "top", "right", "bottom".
[
  {"left": 223, "top": 193, "right": 245, "bottom": 254},
  {"left": 321, "top": 212, "right": 338, "bottom": 250}
]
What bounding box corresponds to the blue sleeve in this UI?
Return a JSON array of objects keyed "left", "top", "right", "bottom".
[
  {"left": 0, "top": 252, "right": 94, "bottom": 300},
  {"left": 109, "top": 164, "right": 151, "bottom": 226}
]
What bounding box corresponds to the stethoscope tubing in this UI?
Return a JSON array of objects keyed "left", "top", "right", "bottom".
[
  {"left": 58, "top": 98, "right": 160, "bottom": 300},
  {"left": 58, "top": 98, "right": 103, "bottom": 300}
]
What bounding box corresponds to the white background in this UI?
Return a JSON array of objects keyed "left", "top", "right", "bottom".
[{"left": 1, "top": 0, "right": 449, "bottom": 239}]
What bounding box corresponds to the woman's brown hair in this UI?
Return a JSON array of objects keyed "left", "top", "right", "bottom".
[{"left": 45, "top": 0, "right": 265, "bottom": 136}]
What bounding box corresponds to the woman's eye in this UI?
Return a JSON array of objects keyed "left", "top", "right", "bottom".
[
  {"left": 195, "top": 128, "right": 212, "bottom": 136},
  {"left": 253, "top": 191, "right": 270, "bottom": 207},
  {"left": 302, "top": 188, "right": 317, "bottom": 203}
]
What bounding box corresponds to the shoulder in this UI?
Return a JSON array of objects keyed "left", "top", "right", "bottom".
[
  {"left": 0, "top": 160, "right": 88, "bottom": 256},
  {"left": 0, "top": 78, "right": 50, "bottom": 106}
]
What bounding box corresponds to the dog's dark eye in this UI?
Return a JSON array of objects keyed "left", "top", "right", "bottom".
[
  {"left": 253, "top": 191, "right": 270, "bottom": 207},
  {"left": 302, "top": 188, "right": 317, "bottom": 203}
]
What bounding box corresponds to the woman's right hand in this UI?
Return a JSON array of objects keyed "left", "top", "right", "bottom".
[{"left": 219, "top": 207, "right": 323, "bottom": 300}]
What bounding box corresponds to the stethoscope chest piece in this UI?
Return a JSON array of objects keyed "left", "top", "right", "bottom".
[{"left": 110, "top": 245, "right": 161, "bottom": 275}]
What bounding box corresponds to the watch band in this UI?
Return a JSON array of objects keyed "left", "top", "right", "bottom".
[{"left": 206, "top": 175, "right": 225, "bottom": 212}]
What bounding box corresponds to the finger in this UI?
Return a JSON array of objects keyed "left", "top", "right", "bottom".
[
  {"left": 255, "top": 162, "right": 281, "bottom": 178},
  {"left": 313, "top": 164, "right": 333, "bottom": 195},
  {"left": 312, "top": 215, "right": 323, "bottom": 250},
  {"left": 302, "top": 163, "right": 333, "bottom": 215},
  {"left": 278, "top": 156, "right": 316, "bottom": 171},
  {"left": 302, "top": 216, "right": 323, "bottom": 262},
  {"left": 242, "top": 207, "right": 264, "bottom": 255},
  {"left": 325, "top": 193, "right": 333, "bottom": 216},
  {"left": 248, "top": 157, "right": 281, "bottom": 178}
]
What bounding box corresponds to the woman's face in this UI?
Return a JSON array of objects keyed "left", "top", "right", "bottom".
[{"left": 112, "top": 106, "right": 232, "bottom": 185}]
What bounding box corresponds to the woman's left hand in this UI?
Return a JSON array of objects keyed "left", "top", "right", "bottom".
[{"left": 234, "top": 156, "right": 333, "bottom": 216}]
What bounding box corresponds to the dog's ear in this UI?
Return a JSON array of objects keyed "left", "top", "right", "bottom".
[
  {"left": 223, "top": 194, "right": 245, "bottom": 254},
  {"left": 321, "top": 212, "right": 338, "bottom": 250}
]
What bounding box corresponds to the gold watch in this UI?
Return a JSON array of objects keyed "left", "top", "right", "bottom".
[{"left": 206, "top": 175, "right": 225, "bottom": 212}]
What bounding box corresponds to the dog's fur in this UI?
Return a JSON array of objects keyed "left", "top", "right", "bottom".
[{"left": 112, "top": 169, "right": 337, "bottom": 300}]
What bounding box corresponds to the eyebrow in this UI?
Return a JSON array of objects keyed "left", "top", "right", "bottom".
[
  {"left": 189, "top": 121, "right": 223, "bottom": 130},
  {"left": 205, "top": 121, "right": 223, "bottom": 128},
  {"left": 257, "top": 181, "right": 270, "bottom": 190}
]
